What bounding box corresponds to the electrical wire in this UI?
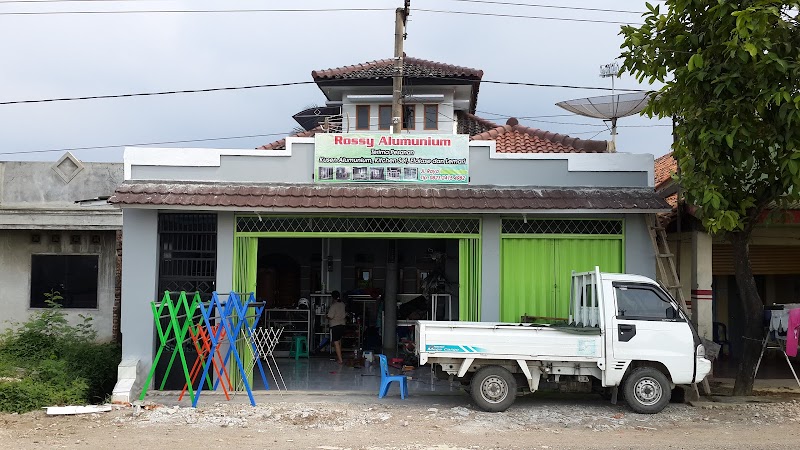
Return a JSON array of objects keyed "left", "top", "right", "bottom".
[
  {"left": 0, "top": 131, "right": 292, "bottom": 156},
  {"left": 442, "top": 0, "right": 643, "bottom": 15},
  {"left": 0, "top": 7, "right": 394, "bottom": 15},
  {"left": 476, "top": 110, "right": 575, "bottom": 119},
  {"left": 0, "top": 81, "right": 315, "bottom": 105},
  {"left": 0, "top": 79, "right": 649, "bottom": 106},
  {"left": 480, "top": 79, "right": 647, "bottom": 92},
  {"left": 415, "top": 8, "right": 641, "bottom": 25}
]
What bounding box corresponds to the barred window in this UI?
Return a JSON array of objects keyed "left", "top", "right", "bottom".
[{"left": 502, "top": 219, "right": 622, "bottom": 235}]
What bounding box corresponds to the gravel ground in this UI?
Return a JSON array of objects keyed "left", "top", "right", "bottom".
[{"left": 2, "top": 392, "right": 800, "bottom": 449}]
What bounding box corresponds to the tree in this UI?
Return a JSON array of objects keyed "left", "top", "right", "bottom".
[{"left": 620, "top": 1, "right": 800, "bottom": 395}]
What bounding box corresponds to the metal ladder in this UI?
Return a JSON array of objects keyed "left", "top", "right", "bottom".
[
  {"left": 645, "top": 213, "right": 711, "bottom": 396},
  {"left": 646, "top": 214, "right": 688, "bottom": 311}
]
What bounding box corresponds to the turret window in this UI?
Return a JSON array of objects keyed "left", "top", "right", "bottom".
[
  {"left": 424, "top": 104, "right": 438, "bottom": 130},
  {"left": 356, "top": 105, "right": 370, "bottom": 130},
  {"left": 378, "top": 105, "right": 392, "bottom": 130},
  {"left": 403, "top": 105, "right": 416, "bottom": 130}
]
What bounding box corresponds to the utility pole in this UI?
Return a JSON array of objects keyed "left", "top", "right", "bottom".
[{"left": 391, "top": 1, "right": 409, "bottom": 134}]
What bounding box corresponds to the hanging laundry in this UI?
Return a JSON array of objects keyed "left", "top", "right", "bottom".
[{"left": 786, "top": 308, "right": 800, "bottom": 358}]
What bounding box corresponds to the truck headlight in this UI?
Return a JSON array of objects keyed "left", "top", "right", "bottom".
[{"left": 696, "top": 344, "right": 706, "bottom": 358}]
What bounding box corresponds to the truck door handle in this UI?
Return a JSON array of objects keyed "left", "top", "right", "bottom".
[{"left": 618, "top": 324, "right": 636, "bottom": 342}]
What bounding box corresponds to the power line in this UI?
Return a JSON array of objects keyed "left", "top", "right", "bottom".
[
  {"left": 480, "top": 79, "right": 647, "bottom": 92},
  {"left": 0, "top": 0, "right": 172, "bottom": 2},
  {"left": 0, "top": 79, "right": 649, "bottom": 106},
  {"left": 416, "top": 8, "right": 641, "bottom": 25},
  {"left": 0, "top": 131, "right": 292, "bottom": 156},
  {"left": 476, "top": 110, "right": 576, "bottom": 119},
  {"left": 0, "top": 7, "right": 394, "bottom": 15},
  {"left": 0, "top": 4, "right": 642, "bottom": 25},
  {"left": 443, "top": 0, "right": 643, "bottom": 15},
  {"left": 0, "top": 81, "right": 314, "bottom": 105},
  {"left": 0, "top": 0, "right": 645, "bottom": 16}
]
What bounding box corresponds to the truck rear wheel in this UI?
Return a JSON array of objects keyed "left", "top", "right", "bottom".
[
  {"left": 623, "top": 367, "right": 671, "bottom": 414},
  {"left": 470, "top": 366, "right": 517, "bottom": 412}
]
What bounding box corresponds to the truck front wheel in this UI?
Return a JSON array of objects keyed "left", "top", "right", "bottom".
[
  {"left": 623, "top": 367, "right": 671, "bottom": 414},
  {"left": 470, "top": 366, "right": 517, "bottom": 412}
]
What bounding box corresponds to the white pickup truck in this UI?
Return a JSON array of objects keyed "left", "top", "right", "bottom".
[{"left": 416, "top": 268, "right": 712, "bottom": 414}]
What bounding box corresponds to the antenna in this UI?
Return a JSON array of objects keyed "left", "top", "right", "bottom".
[{"left": 555, "top": 61, "right": 650, "bottom": 152}]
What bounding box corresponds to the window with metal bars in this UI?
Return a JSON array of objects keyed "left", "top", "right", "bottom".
[
  {"left": 236, "top": 216, "right": 480, "bottom": 235},
  {"left": 158, "top": 213, "right": 217, "bottom": 295},
  {"left": 501, "top": 219, "right": 623, "bottom": 235}
]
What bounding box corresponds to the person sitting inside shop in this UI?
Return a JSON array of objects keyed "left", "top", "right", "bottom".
[{"left": 327, "top": 291, "right": 346, "bottom": 365}]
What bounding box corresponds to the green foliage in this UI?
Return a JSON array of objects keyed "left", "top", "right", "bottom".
[
  {"left": 0, "top": 291, "right": 121, "bottom": 413},
  {"left": 0, "top": 376, "right": 88, "bottom": 414},
  {"left": 620, "top": 0, "right": 800, "bottom": 234}
]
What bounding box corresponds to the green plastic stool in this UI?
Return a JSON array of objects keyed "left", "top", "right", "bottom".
[{"left": 289, "top": 336, "right": 309, "bottom": 360}]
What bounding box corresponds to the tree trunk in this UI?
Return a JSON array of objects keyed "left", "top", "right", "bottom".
[{"left": 729, "top": 231, "right": 764, "bottom": 396}]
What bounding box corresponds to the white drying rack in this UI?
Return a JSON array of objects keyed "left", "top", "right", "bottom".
[{"left": 754, "top": 308, "right": 800, "bottom": 388}]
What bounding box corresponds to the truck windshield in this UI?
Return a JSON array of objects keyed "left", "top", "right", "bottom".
[{"left": 615, "top": 285, "right": 678, "bottom": 320}]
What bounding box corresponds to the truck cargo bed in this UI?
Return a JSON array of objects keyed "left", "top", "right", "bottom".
[{"left": 416, "top": 320, "right": 602, "bottom": 362}]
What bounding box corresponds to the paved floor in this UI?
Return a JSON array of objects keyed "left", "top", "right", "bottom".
[
  {"left": 147, "top": 353, "right": 799, "bottom": 404},
  {"left": 250, "top": 355, "right": 461, "bottom": 395}
]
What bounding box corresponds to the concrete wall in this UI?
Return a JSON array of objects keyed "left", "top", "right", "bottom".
[
  {"left": 623, "top": 214, "right": 656, "bottom": 280},
  {"left": 127, "top": 143, "right": 653, "bottom": 188},
  {"left": 340, "top": 87, "right": 457, "bottom": 134},
  {"left": 0, "top": 229, "right": 117, "bottom": 341},
  {"left": 119, "top": 209, "right": 159, "bottom": 372},
  {"left": 0, "top": 159, "right": 122, "bottom": 207}
]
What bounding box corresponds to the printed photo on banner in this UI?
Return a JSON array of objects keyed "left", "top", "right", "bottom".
[{"left": 313, "top": 133, "right": 469, "bottom": 184}]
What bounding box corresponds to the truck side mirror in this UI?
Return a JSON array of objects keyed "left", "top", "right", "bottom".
[{"left": 666, "top": 307, "right": 678, "bottom": 320}]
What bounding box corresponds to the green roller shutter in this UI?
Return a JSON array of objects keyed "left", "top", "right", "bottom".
[
  {"left": 501, "top": 239, "right": 555, "bottom": 322},
  {"left": 501, "top": 237, "right": 622, "bottom": 323},
  {"left": 554, "top": 238, "right": 622, "bottom": 319},
  {"left": 458, "top": 238, "right": 482, "bottom": 321}
]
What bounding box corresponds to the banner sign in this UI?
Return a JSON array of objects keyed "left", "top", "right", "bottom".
[{"left": 313, "top": 133, "right": 469, "bottom": 184}]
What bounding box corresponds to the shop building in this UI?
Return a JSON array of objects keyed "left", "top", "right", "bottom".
[
  {"left": 0, "top": 154, "right": 122, "bottom": 342},
  {"left": 655, "top": 153, "right": 800, "bottom": 360},
  {"left": 110, "top": 57, "right": 668, "bottom": 401}
]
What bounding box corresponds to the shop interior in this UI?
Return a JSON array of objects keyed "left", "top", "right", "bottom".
[{"left": 254, "top": 237, "right": 461, "bottom": 366}]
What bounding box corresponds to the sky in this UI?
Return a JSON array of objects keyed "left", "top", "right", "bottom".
[{"left": 0, "top": 0, "right": 673, "bottom": 163}]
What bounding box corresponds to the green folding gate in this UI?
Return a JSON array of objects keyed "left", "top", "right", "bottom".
[
  {"left": 500, "top": 219, "right": 624, "bottom": 323},
  {"left": 231, "top": 236, "right": 258, "bottom": 390},
  {"left": 458, "top": 238, "right": 482, "bottom": 321}
]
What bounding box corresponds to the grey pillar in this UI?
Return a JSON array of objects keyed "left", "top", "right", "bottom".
[
  {"left": 481, "top": 216, "right": 501, "bottom": 322},
  {"left": 216, "top": 212, "right": 235, "bottom": 293},
  {"left": 383, "top": 239, "right": 398, "bottom": 355}
]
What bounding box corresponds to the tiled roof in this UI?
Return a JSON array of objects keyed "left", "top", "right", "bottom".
[
  {"left": 471, "top": 118, "right": 608, "bottom": 153},
  {"left": 110, "top": 182, "right": 669, "bottom": 211},
  {"left": 312, "top": 56, "right": 483, "bottom": 113},
  {"left": 312, "top": 56, "right": 483, "bottom": 81},
  {"left": 654, "top": 153, "right": 676, "bottom": 189},
  {"left": 257, "top": 116, "right": 607, "bottom": 153},
  {"left": 456, "top": 111, "right": 500, "bottom": 136},
  {"left": 257, "top": 127, "right": 320, "bottom": 150}
]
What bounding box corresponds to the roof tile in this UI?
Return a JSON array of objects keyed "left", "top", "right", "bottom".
[
  {"left": 110, "top": 183, "right": 670, "bottom": 212},
  {"left": 312, "top": 56, "right": 483, "bottom": 81},
  {"left": 655, "top": 152, "right": 677, "bottom": 189},
  {"left": 471, "top": 119, "right": 608, "bottom": 154}
]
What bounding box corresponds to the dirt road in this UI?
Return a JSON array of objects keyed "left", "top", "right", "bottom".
[{"left": 2, "top": 392, "right": 799, "bottom": 449}]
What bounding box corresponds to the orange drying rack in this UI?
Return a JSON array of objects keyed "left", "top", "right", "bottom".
[{"left": 180, "top": 323, "right": 232, "bottom": 401}]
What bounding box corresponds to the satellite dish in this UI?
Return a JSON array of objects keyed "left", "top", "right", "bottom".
[
  {"left": 556, "top": 92, "right": 651, "bottom": 152},
  {"left": 555, "top": 61, "right": 652, "bottom": 152}
]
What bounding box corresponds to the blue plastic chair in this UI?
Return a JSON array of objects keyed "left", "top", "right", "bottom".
[{"left": 378, "top": 354, "right": 408, "bottom": 399}]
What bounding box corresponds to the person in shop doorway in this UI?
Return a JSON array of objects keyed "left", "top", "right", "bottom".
[{"left": 327, "top": 291, "right": 346, "bottom": 364}]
